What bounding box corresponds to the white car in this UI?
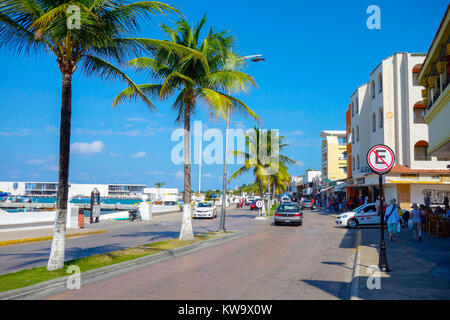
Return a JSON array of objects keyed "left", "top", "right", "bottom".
[
  {"left": 193, "top": 202, "right": 218, "bottom": 219},
  {"left": 335, "top": 203, "right": 380, "bottom": 228}
]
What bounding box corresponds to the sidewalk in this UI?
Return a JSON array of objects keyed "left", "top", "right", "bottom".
[{"left": 355, "top": 226, "right": 450, "bottom": 300}]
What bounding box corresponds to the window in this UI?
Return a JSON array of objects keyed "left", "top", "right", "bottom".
[
  {"left": 414, "top": 141, "right": 430, "bottom": 161},
  {"left": 351, "top": 131, "right": 355, "bottom": 144},
  {"left": 378, "top": 73, "right": 382, "bottom": 93},
  {"left": 356, "top": 98, "right": 359, "bottom": 114},
  {"left": 351, "top": 102, "right": 354, "bottom": 117},
  {"left": 356, "top": 126, "right": 359, "bottom": 142},
  {"left": 412, "top": 64, "right": 422, "bottom": 86},
  {"left": 413, "top": 109, "right": 425, "bottom": 123},
  {"left": 371, "top": 80, "right": 375, "bottom": 99},
  {"left": 372, "top": 113, "right": 376, "bottom": 132},
  {"left": 338, "top": 137, "right": 347, "bottom": 145},
  {"left": 357, "top": 155, "right": 360, "bottom": 170},
  {"left": 379, "top": 108, "right": 383, "bottom": 128}
]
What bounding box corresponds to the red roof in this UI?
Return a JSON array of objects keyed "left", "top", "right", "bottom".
[{"left": 389, "top": 164, "right": 450, "bottom": 174}]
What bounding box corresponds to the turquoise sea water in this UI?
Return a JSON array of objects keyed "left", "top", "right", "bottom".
[{"left": 7, "top": 197, "right": 144, "bottom": 205}]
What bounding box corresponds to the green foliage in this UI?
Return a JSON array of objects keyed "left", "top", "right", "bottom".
[{"left": 0, "top": 232, "right": 226, "bottom": 293}]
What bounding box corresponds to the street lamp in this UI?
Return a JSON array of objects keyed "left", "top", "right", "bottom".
[{"left": 219, "top": 54, "right": 265, "bottom": 233}]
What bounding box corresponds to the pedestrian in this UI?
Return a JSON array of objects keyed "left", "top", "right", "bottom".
[
  {"left": 424, "top": 192, "right": 431, "bottom": 208},
  {"left": 364, "top": 195, "right": 369, "bottom": 205},
  {"left": 410, "top": 203, "right": 423, "bottom": 241},
  {"left": 402, "top": 208, "right": 410, "bottom": 229},
  {"left": 385, "top": 199, "right": 400, "bottom": 241}
]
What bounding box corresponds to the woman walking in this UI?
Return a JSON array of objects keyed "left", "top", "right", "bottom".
[
  {"left": 410, "top": 203, "right": 423, "bottom": 241},
  {"left": 385, "top": 199, "right": 400, "bottom": 241}
]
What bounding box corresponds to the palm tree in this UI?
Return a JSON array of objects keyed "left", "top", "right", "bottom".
[
  {"left": 229, "top": 128, "right": 295, "bottom": 215},
  {"left": 113, "top": 15, "right": 259, "bottom": 240},
  {"left": 0, "top": 0, "right": 185, "bottom": 270}
]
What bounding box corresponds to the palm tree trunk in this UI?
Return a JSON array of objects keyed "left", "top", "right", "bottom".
[
  {"left": 47, "top": 73, "right": 72, "bottom": 271},
  {"left": 179, "top": 103, "right": 194, "bottom": 241}
]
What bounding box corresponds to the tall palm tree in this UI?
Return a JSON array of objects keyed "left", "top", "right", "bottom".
[
  {"left": 113, "top": 15, "right": 259, "bottom": 240},
  {"left": 0, "top": 0, "right": 185, "bottom": 270},
  {"left": 229, "top": 127, "right": 295, "bottom": 215}
]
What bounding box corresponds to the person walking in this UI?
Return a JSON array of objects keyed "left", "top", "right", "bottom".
[
  {"left": 385, "top": 199, "right": 400, "bottom": 241},
  {"left": 410, "top": 203, "right": 423, "bottom": 241},
  {"left": 424, "top": 192, "right": 431, "bottom": 208}
]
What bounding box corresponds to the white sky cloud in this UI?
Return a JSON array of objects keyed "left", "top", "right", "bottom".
[
  {"left": 71, "top": 141, "right": 105, "bottom": 154},
  {"left": 175, "top": 170, "right": 183, "bottom": 179},
  {"left": 131, "top": 151, "right": 147, "bottom": 158}
]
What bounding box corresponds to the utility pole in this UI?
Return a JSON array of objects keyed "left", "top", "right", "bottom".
[{"left": 219, "top": 54, "right": 264, "bottom": 233}]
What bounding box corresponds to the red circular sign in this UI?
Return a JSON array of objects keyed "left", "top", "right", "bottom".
[{"left": 367, "top": 145, "right": 395, "bottom": 174}]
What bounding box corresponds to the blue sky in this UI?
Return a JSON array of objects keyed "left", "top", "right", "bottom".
[{"left": 0, "top": 0, "right": 448, "bottom": 191}]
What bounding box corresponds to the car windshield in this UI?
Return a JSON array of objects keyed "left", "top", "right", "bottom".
[
  {"left": 198, "top": 203, "right": 212, "bottom": 208},
  {"left": 353, "top": 205, "right": 367, "bottom": 212},
  {"left": 303, "top": 200, "right": 311, "bottom": 203},
  {"left": 277, "top": 204, "right": 299, "bottom": 212}
]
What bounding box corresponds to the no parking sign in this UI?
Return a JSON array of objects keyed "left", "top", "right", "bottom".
[{"left": 367, "top": 144, "right": 395, "bottom": 175}]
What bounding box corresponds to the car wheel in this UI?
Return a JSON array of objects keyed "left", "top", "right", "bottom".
[
  {"left": 347, "top": 218, "right": 358, "bottom": 229},
  {"left": 274, "top": 221, "right": 280, "bottom": 226}
]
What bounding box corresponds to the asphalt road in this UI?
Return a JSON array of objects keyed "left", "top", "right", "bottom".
[{"left": 43, "top": 208, "right": 358, "bottom": 300}]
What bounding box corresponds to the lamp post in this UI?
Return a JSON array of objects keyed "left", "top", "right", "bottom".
[{"left": 219, "top": 54, "right": 264, "bottom": 233}]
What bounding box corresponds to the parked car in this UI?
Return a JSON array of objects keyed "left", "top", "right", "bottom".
[
  {"left": 301, "top": 199, "right": 314, "bottom": 210},
  {"left": 335, "top": 203, "right": 379, "bottom": 228},
  {"left": 250, "top": 200, "right": 258, "bottom": 210},
  {"left": 274, "top": 203, "right": 303, "bottom": 226},
  {"left": 281, "top": 196, "right": 291, "bottom": 203},
  {"left": 193, "top": 202, "right": 218, "bottom": 219}
]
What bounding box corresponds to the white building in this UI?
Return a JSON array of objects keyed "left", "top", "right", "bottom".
[
  {"left": 143, "top": 188, "right": 178, "bottom": 202},
  {"left": 347, "top": 52, "right": 450, "bottom": 209},
  {"left": 302, "top": 170, "right": 322, "bottom": 196},
  {"left": 0, "top": 181, "right": 146, "bottom": 198}
]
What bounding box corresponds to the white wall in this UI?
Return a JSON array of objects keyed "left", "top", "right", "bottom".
[{"left": 410, "top": 184, "right": 450, "bottom": 206}]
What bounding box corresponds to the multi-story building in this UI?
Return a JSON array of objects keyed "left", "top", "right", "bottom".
[
  {"left": 320, "top": 130, "right": 348, "bottom": 183},
  {"left": 302, "top": 170, "right": 322, "bottom": 198},
  {"left": 0, "top": 181, "right": 146, "bottom": 198},
  {"left": 418, "top": 6, "right": 450, "bottom": 160},
  {"left": 346, "top": 52, "right": 450, "bottom": 209}
]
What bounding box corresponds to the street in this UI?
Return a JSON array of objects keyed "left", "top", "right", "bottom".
[{"left": 36, "top": 208, "right": 358, "bottom": 300}]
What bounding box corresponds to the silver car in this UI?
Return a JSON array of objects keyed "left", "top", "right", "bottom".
[{"left": 274, "top": 203, "right": 303, "bottom": 226}]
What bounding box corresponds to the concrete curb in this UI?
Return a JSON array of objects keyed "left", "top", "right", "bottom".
[
  {"left": 0, "top": 230, "right": 246, "bottom": 300},
  {"left": 350, "top": 229, "right": 362, "bottom": 300},
  {"left": 0, "top": 230, "right": 106, "bottom": 247}
]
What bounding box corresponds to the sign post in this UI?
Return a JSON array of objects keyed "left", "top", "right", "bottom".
[
  {"left": 256, "top": 200, "right": 263, "bottom": 217},
  {"left": 367, "top": 144, "right": 395, "bottom": 272}
]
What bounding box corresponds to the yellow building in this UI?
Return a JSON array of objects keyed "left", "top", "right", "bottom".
[
  {"left": 418, "top": 5, "right": 450, "bottom": 160},
  {"left": 320, "top": 130, "right": 348, "bottom": 181}
]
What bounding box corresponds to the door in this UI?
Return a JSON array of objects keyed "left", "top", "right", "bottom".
[{"left": 361, "top": 205, "right": 378, "bottom": 225}]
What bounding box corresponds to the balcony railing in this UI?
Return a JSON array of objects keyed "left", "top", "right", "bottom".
[{"left": 428, "top": 77, "right": 449, "bottom": 110}]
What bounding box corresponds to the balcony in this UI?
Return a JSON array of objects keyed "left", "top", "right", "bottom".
[{"left": 427, "top": 78, "right": 449, "bottom": 110}]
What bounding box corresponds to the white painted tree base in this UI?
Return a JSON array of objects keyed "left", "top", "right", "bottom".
[{"left": 179, "top": 203, "right": 194, "bottom": 241}]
